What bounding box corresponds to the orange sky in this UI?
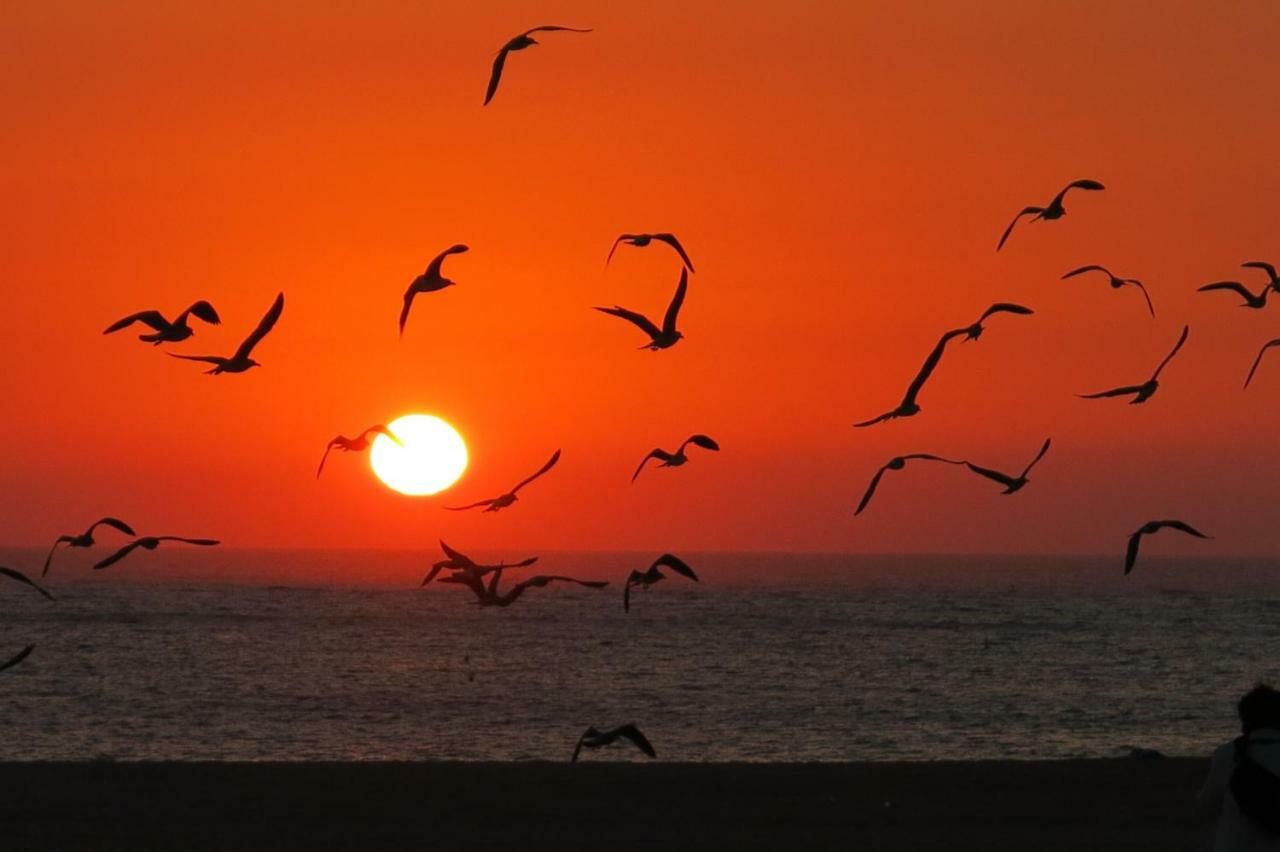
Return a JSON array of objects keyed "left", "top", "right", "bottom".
[{"left": 2, "top": 1, "right": 1279, "bottom": 558}]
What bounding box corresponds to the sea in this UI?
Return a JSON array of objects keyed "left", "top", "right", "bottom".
[{"left": 2, "top": 549, "right": 1277, "bottom": 763}]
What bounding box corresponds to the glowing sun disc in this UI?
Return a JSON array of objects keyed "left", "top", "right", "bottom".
[{"left": 370, "top": 414, "right": 468, "bottom": 496}]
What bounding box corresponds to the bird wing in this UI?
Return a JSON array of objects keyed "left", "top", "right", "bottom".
[
  {"left": 1130, "top": 281, "right": 1156, "bottom": 317},
  {"left": 233, "top": 292, "right": 285, "bottom": 361},
  {"left": 997, "top": 207, "right": 1042, "bottom": 251},
  {"left": 1124, "top": 530, "right": 1143, "bottom": 575},
  {"left": 42, "top": 537, "right": 73, "bottom": 577},
  {"left": 0, "top": 565, "right": 56, "bottom": 600},
  {"left": 0, "top": 644, "right": 34, "bottom": 674},
  {"left": 362, "top": 424, "right": 402, "bottom": 447},
  {"left": 1244, "top": 339, "right": 1280, "bottom": 388},
  {"left": 855, "top": 465, "right": 891, "bottom": 515},
  {"left": 1150, "top": 325, "right": 1189, "bottom": 381},
  {"left": 616, "top": 724, "right": 657, "bottom": 759},
  {"left": 167, "top": 354, "right": 226, "bottom": 364},
  {"left": 517, "top": 575, "right": 608, "bottom": 590},
  {"left": 103, "top": 311, "right": 169, "bottom": 334},
  {"left": 154, "top": 537, "right": 220, "bottom": 546},
  {"left": 424, "top": 244, "right": 469, "bottom": 280},
  {"left": 1242, "top": 261, "right": 1279, "bottom": 282},
  {"left": 1197, "top": 281, "right": 1254, "bottom": 300},
  {"left": 484, "top": 46, "right": 511, "bottom": 105},
  {"left": 511, "top": 449, "right": 561, "bottom": 494},
  {"left": 976, "top": 302, "right": 1034, "bottom": 324},
  {"left": 1156, "top": 520, "right": 1210, "bottom": 539},
  {"left": 1078, "top": 385, "right": 1145, "bottom": 399},
  {"left": 852, "top": 410, "right": 896, "bottom": 428},
  {"left": 89, "top": 517, "right": 137, "bottom": 537},
  {"left": 623, "top": 573, "right": 637, "bottom": 612},
  {"left": 680, "top": 434, "right": 720, "bottom": 453},
  {"left": 632, "top": 449, "right": 674, "bottom": 482},
  {"left": 963, "top": 463, "right": 1018, "bottom": 489},
  {"left": 508, "top": 557, "right": 540, "bottom": 569},
  {"left": 398, "top": 289, "right": 418, "bottom": 336},
  {"left": 523, "top": 25, "right": 593, "bottom": 35},
  {"left": 604, "top": 235, "right": 631, "bottom": 267},
  {"left": 903, "top": 328, "right": 965, "bottom": 406},
  {"left": 1018, "top": 438, "right": 1052, "bottom": 478},
  {"left": 316, "top": 443, "right": 336, "bottom": 478},
  {"left": 445, "top": 499, "right": 497, "bottom": 511},
  {"left": 571, "top": 729, "right": 591, "bottom": 763},
  {"left": 1061, "top": 265, "right": 1109, "bottom": 280},
  {"left": 594, "top": 305, "right": 662, "bottom": 339},
  {"left": 654, "top": 233, "right": 696, "bottom": 272},
  {"left": 93, "top": 540, "right": 143, "bottom": 570},
  {"left": 421, "top": 563, "right": 449, "bottom": 586},
  {"left": 662, "top": 268, "right": 689, "bottom": 335},
  {"left": 183, "top": 301, "right": 221, "bottom": 325},
  {"left": 439, "top": 540, "right": 477, "bottom": 569},
  {"left": 652, "top": 553, "right": 697, "bottom": 582},
  {"left": 1054, "top": 179, "right": 1106, "bottom": 206}
]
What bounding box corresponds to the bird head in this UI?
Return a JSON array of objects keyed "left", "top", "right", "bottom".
[{"left": 963, "top": 324, "right": 983, "bottom": 341}]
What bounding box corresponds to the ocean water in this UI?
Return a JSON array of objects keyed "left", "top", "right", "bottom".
[{"left": 1, "top": 549, "right": 1277, "bottom": 762}]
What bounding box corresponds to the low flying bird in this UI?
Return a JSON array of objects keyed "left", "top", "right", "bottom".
[
  {"left": 605, "top": 233, "right": 696, "bottom": 272},
  {"left": 446, "top": 449, "right": 561, "bottom": 512},
  {"left": 1079, "top": 325, "right": 1189, "bottom": 405},
  {"left": 962, "top": 438, "right": 1051, "bottom": 495},
  {"left": 0, "top": 645, "right": 35, "bottom": 674},
  {"left": 571, "top": 723, "right": 657, "bottom": 763},
  {"left": 483, "top": 26, "right": 592, "bottom": 105},
  {"left": 316, "top": 425, "right": 402, "bottom": 478},
  {"left": 1061, "top": 265, "right": 1155, "bottom": 317},
  {"left": 1196, "top": 280, "right": 1269, "bottom": 309},
  {"left": 854, "top": 328, "right": 967, "bottom": 427},
  {"left": 440, "top": 566, "right": 607, "bottom": 608},
  {"left": 1, "top": 565, "right": 57, "bottom": 601},
  {"left": 997, "top": 179, "right": 1105, "bottom": 251},
  {"left": 958, "top": 302, "right": 1034, "bottom": 341},
  {"left": 632, "top": 434, "right": 719, "bottom": 483},
  {"left": 103, "top": 301, "right": 220, "bottom": 344},
  {"left": 1244, "top": 339, "right": 1280, "bottom": 389},
  {"left": 169, "top": 292, "right": 284, "bottom": 374},
  {"left": 1124, "top": 520, "right": 1211, "bottom": 575},
  {"left": 94, "top": 536, "right": 220, "bottom": 570},
  {"left": 1242, "top": 261, "right": 1280, "bottom": 293},
  {"left": 400, "top": 244, "right": 468, "bottom": 337},
  {"left": 623, "top": 553, "right": 698, "bottom": 613},
  {"left": 855, "top": 454, "right": 967, "bottom": 516},
  {"left": 421, "top": 540, "right": 538, "bottom": 586},
  {"left": 43, "top": 517, "right": 136, "bottom": 577},
  {"left": 595, "top": 268, "right": 688, "bottom": 350}
]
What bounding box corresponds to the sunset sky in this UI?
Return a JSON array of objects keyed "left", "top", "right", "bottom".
[{"left": 2, "top": 1, "right": 1279, "bottom": 557}]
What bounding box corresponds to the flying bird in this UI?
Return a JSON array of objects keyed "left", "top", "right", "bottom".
[
  {"left": 169, "top": 292, "right": 284, "bottom": 374},
  {"left": 43, "top": 517, "right": 136, "bottom": 577},
  {"left": 103, "top": 301, "right": 220, "bottom": 344},
  {"left": 421, "top": 540, "right": 538, "bottom": 586},
  {"left": 317, "top": 425, "right": 402, "bottom": 478},
  {"left": 623, "top": 553, "right": 698, "bottom": 613},
  {"left": 1079, "top": 325, "right": 1189, "bottom": 405},
  {"left": 997, "top": 179, "right": 1105, "bottom": 251},
  {"left": 854, "top": 328, "right": 967, "bottom": 427},
  {"left": 605, "top": 233, "right": 696, "bottom": 272},
  {"left": 571, "top": 724, "right": 657, "bottom": 763},
  {"left": 483, "top": 26, "right": 592, "bottom": 105},
  {"left": 1244, "top": 338, "right": 1280, "bottom": 389},
  {"left": 400, "top": 244, "right": 468, "bottom": 336},
  {"left": 1242, "top": 261, "right": 1280, "bottom": 293},
  {"left": 0, "top": 645, "right": 35, "bottom": 675},
  {"left": 440, "top": 566, "right": 606, "bottom": 608},
  {"left": 1061, "top": 265, "right": 1155, "bottom": 317},
  {"left": 93, "top": 536, "right": 221, "bottom": 570},
  {"left": 446, "top": 449, "right": 561, "bottom": 512},
  {"left": 962, "top": 438, "right": 1051, "bottom": 495},
  {"left": 1196, "top": 280, "right": 1269, "bottom": 309},
  {"left": 595, "top": 268, "right": 688, "bottom": 350},
  {"left": 0, "top": 565, "right": 56, "bottom": 601},
  {"left": 855, "top": 454, "right": 966, "bottom": 515},
  {"left": 958, "top": 302, "right": 1034, "bottom": 341},
  {"left": 1124, "top": 520, "right": 1211, "bottom": 575},
  {"left": 632, "top": 434, "right": 719, "bottom": 483}
]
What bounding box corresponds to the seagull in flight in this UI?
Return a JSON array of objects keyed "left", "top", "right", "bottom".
[
  {"left": 1061, "top": 265, "right": 1155, "bottom": 317},
  {"left": 1242, "top": 261, "right": 1280, "bottom": 294},
  {"left": 855, "top": 454, "right": 966, "bottom": 516},
  {"left": 632, "top": 434, "right": 719, "bottom": 483},
  {"left": 317, "top": 425, "right": 402, "bottom": 478},
  {"left": 623, "top": 553, "right": 698, "bottom": 613},
  {"left": 571, "top": 724, "right": 657, "bottom": 763},
  {"left": 997, "top": 179, "right": 1105, "bottom": 251},
  {"left": 94, "top": 536, "right": 221, "bottom": 570},
  {"left": 483, "top": 26, "right": 592, "bottom": 105},
  {"left": 169, "top": 292, "right": 284, "bottom": 374},
  {"left": 962, "top": 438, "right": 1051, "bottom": 495},
  {"left": 1079, "top": 325, "right": 1189, "bottom": 405},
  {"left": 440, "top": 566, "right": 607, "bottom": 608},
  {"left": 958, "top": 302, "right": 1034, "bottom": 341},
  {"left": 854, "top": 328, "right": 967, "bottom": 427},
  {"left": 1196, "top": 280, "right": 1270, "bottom": 309},
  {"left": 446, "top": 449, "right": 561, "bottom": 512},
  {"left": 605, "top": 233, "right": 696, "bottom": 272},
  {"left": 43, "top": 517, "right": 136, "bottom": 577},
  {"left": 595, "top": 268, "right": 688, "bottom": 350},
  {"left": 1124, "top": 520, "right": 1211, "bottom": 575},
  {"left": 421, "top": 540, "right": 539, "bottom": 586},
  {"left": 400, "top": 244, "right": 468, "bottom": 337},
  {"left": 1, "top": 565, "right": 57, "bottom": 601},
  {"left": 104, "top": 301, "right": 220, "bottom": 344},
  {"left": 1244, "top": 339, "right": 1280, "bottom": 389}
]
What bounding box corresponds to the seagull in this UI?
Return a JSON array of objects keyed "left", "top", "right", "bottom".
[
  {"left": 623, "top": 553, "right": 698, "bottom": 613},
  {"left": 571, "top": 724, "right": 657, "bottom": 762},
  {"left": 1124, "top": 520, "right": 1211, "bottom": 575},
  {"left": 440, "top": 566, "right": 607, "bottom": 608},
  {"left": 595, "top": 268, "right": 688, "bottom": 350},
  {"left": 43, "top": 517, "right": 136, "bottom": 577},
  {"left": 0, "top": 645, "right": 35, "bottom": 674},
  {"left": 169, "top": 292, "right": 284, "bottom": 374},
  {"left": 446, "top": 449, "right": 561, "bottom": 512},
  {"left": 1244, "top": 339, "right": 1280, "bottom": 389},
  {"left": 1196, "top": 280, "right": 1269, "bottom": 309},
  {"left": 483, "top": 26, "right": 592, "bottom": 105},
  {"left": 103, "top": 301, "right": 220, "bottom": 344},
  {"left": 958, "top": 302, "right": 1034, "bottom": 341},
  {"left": 317, "top": 425, "right": 402, "bottom": 478},
  {"left": 400, "top": 244, "right": 468, "bottom": 336},
  {"left": 1061, "top": 266, "right": 1155, "bottom": 317},
  {"left": 961, "top": 438, "right": 1051, "bottom": 495},
  {"left": 421, "top": 540, "right": 538, "bottom": 586},
  {"left": 1079, "top": 325, "right": 1189, "bottom": 404},
  {"left": 997, "top": 179, "right": 1105, "bottom": 251},
  {"left": 632, "top": 434, "right": 719, "bottom": 483},
  {"left": 1, "top": 565, "right": 57, "bottom": 601},
  {"left": 854, "top": 328, "right": 967, "bottom": 427},
  {"left": 855, "top": 454, "right": 967, "bottom": 515},
  {"left": 93, "top": 536, "right": 221, "bottom": 570},
  {"left": 605, "top": 233, "right": 696, "bottom": 272},
  {"left": 1242, "top": 261, "right": 1280, "bottom": 293}
]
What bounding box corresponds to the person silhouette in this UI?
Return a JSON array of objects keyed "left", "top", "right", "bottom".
[{"left": 1198, "top": 683, "right": 1280, "bottom": 850}]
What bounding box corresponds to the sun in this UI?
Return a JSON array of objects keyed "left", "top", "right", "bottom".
[{"left": 370, "top": 414, "right": 468, "bottom": 496}]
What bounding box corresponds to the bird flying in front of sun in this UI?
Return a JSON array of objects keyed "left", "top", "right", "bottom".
[{"left": 369, "top": 414, "right": 468, "bottom": 496}]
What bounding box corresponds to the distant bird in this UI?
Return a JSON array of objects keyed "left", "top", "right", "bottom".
[
  {"left": 1242, "top": 261, "right": 1280, "bottom": 293},
  {"left": 1124, "top": 520, "right": 1211, "bottom": 575},
  {"left": 421, "top": 540, "right": 538, "bottom": 586},
  {"left": 43, "top": 517, "right": 136, "bottom": 577},
  {"left": 1244, "top": 339, "right": 1280, "bottom": 389},
  {"left": 103, "top": 301, "right": 220, "bottom": 344},
  {"left": 854, "top": 328, "right": 967, "bottom": 427},
  {"left": 1061, "top": 265, "right": 1155, "bottom": 317},
  {"left": 962, "top": 438, "right": 1051, "bottom": 495},
  {"left": 958, "top": 302, "right": 1034, "bottom": 341},
  {"left": 400, "top": 244, "right": 468, "bottom": 336},
  {"left": 623, "top": 553, "right": 698, "bottom": 613},
  {"left": 855, "top": 454, "right": 966, "bottom": 515},
  {"left": 446, "top": 449, "right": 561, "bottom": 512},
  {"left": 605, "top": 233, "right": 696, "bottom": 272},
  {"left": 997, "top": 179, "right": 1105, "bottom": 251},
  {"left": 169, "top": 292, "right": 284, "bottom": 374},
  {"left": 595, "top": 268, "right": 688, "bottom": 350},
  {"left": 440, "top": 566, "right": 607, "bottom": 608},
  {"left": 571, "top": 724, "right": 657, "bottom": 762},
  {"left": 317, "top": 425, "right": 402, "bottom": 478},
  {"left": 483, "top": 26, "right": 592, "bottom": 105},
  {"left": 632, "top": 434, "right": 719, "bottom": 483},
  {"left": 1079, "top": 325, "right": 1189, "bottom": 404},
  {"left": 0, "top": 644, "right": 35, "bottom": 674},
  {"left": 94, "top": 536, "right": 220, "bottom": 570},
  {"left": 1196, "top": 280, "right": 1269, "bottom": 309},
  {"left": 0, "top": 565, "right": 56, "bottom": 601}
]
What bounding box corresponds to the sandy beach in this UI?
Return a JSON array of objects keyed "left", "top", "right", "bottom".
[{"left": 1, "top": 758, "right": 1209, "bottom": 850}]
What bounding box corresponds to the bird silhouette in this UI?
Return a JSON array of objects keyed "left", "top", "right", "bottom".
[
  {"left": 446, "top": 449, "right": 561, "bottom": 512},
  {"left": 169, "top": 292, "right": 284, "bottom": 374},
  {"left": 1, "top": 565, "right": 57, "bottom": 601},
  {"left": 94, "top": 536, "right": 221, "bottom": 570},
  {"left": 571, "top": 723, "right": 657, "bottom": 762},
  {"left": 632, "top": 434, "right": 719, "bottom": 483},
  {"left": 958, "top": 302, "right": 1034, "bottom": 341},
  {"left": 43, "top": 517, "right": 136, "bottom": 577},
  {"left": 1061, "top": 265, "right": 1155, "bottom": 317},
  {"left": 0, "top": 645, "right": 35, "bottom": 675},
  {"left": 1242, "top": 261, "right": 1280, "bottom": 293},
  {"left": 623, "top": 553, "right": 698, "bottom": 613},
  {"left": 961, "top": 438, "right": 1051, "bottom": 495},
  {"left": 854, "top": 328, "right": 967, "bottom": 427},
  {"left": 605, "top": 233, "right": 696, "bottom": 272},
  {"left": 1124, "top": 520, "right": 1211, "bottom": 575},
  {"left": 855, "top": 454, "right": 967, "bottom": 515},
  {"left": 595, "top": 268, "right": 688, "bottom": 350},
  {"left": 997, "top": 179, "right": 1105, "bottom": 251},
  {"left": 1197, "top": 280, "right": 1270, "bottom": 309},
  {"left": 400, "top": 244, "right": 468, "bottom": 337},
  {"left": 103, "top": 301, "right": 220, "bottom": 344},
  {"left": 1244, "top": 338, "right": 1280, "bottom": 389},
  {"left": 440, "top": 565, "right": 607, "bottom": 607},
  {"left": 1079, "top": 325, "right": 1189, "bottom": 404},
  {"left": 317, "top": 425, "right": 402, "bottom": 478},
  {"left": 421, "top": 540, "right": 539, "bottom": 586},
  {"left": 483, "top": 26, "right": 592, "bottom": 105}
]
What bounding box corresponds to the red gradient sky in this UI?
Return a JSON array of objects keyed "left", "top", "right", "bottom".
[{"left": 2, "top": 1, "right": 1278, "bottom": 557}]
